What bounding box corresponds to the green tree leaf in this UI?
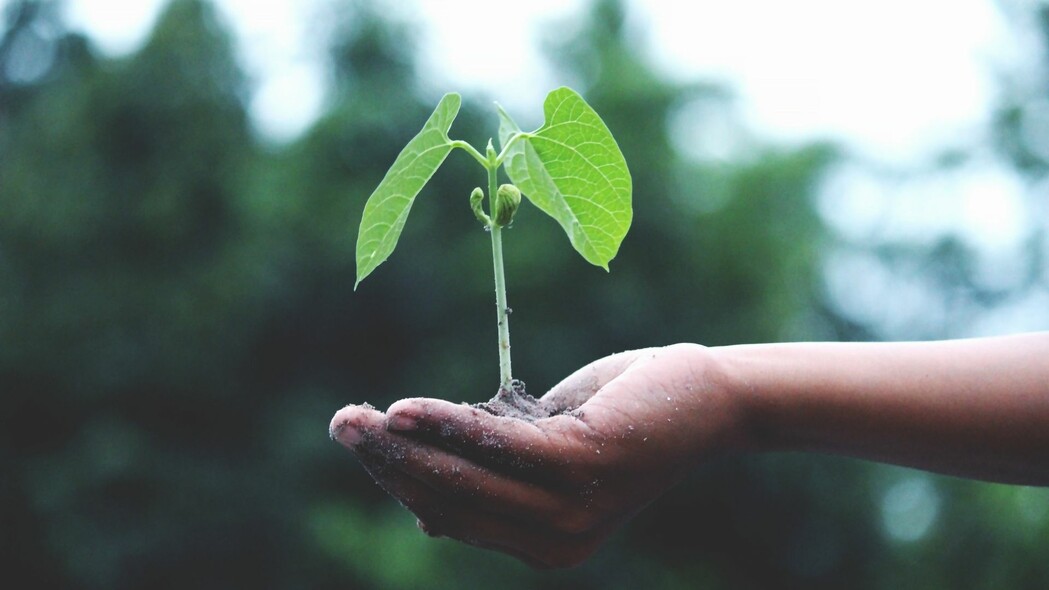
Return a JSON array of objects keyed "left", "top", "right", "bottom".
[
  {"left": 498, "top": 87, "right": 632, "bottom": 270},
  {"left": 355, "top": 93, "right": 461, "bottom": 288}
]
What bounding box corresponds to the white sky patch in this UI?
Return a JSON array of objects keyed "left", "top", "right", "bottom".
[
  {"left": 819, "top": 158, "right": 1043, "bottom": 337},
  {"left": 55, "top": 0, "right": 328, "bottom": 141},
  {"left": 33, "top": 0, "right": 1025, "bottom": 153},
  {"left": 958, "top": 168, "right": 1031, "bottom": 252},
  {"left": 213, "top": 0, "right": 327, "bottom": 141},
  {"left": 411, "top": 0, "right": 585, "bottom": 116},
  {"left": 636, "top": 0, "right": 1020, "bottom": 163},
  {"left": 968, "top": 288, "right": 1049, "bottom": 336},
  {"left": 61, "top": 0, "right": 167, "bottom": 55},
  {"left": 823, "top": 248, "right": 949, "bottom": 339},
  {"left": 250, "top": 62, "right": 327, "bottom": 142},
  {"left": 819, "top": 160, "right": 1032, "bottom": 252},
  {"left": 668, "top": 97, "right": 752, "bottom": 162}
]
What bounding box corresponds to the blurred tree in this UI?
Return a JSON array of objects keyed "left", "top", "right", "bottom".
[
  {"left": 794, "top": 2, "right": 1049, "bottom": 589},
  {"left": 0, "top": 0, "right": 259, "bottom": 391},
  {"left": 0, "top": 1, "right": 296, "bottom": 587},
  {"left": 879, "top": 3, "right": 1049, "bottom": 587},
  {"left": 3, "top": 0, "right": 1044, "bottom": 588}
]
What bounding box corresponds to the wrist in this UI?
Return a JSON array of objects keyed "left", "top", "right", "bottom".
[
  {"left": 706, "top": 344, "right": 784, "bottom": 454},
  {"left": 663, "top": 343, "right": 763, "bottom": 458}
]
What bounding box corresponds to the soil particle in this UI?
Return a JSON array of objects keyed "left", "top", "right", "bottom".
[{"left": 474, "top": 379, "right": 564, "bottom": 422}]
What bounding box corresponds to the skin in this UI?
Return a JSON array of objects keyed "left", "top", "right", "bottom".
[{"left": 329, "top": 332, "right": 1049, "bottom": 569}]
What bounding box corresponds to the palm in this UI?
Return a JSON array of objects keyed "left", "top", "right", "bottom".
[{"left": 329, "top": 344, "right": 738, "bottom": 568}]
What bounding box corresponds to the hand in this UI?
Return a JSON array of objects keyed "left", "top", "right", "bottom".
[{"left": 329, "top": 343, "right": 748, "bottom": 568}]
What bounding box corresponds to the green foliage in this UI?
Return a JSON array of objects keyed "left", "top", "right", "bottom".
[
  {"left": 352, "top": 85, "right": 632, "bottom": 386},
  {"left": 355, "top": 92, "right": 461, "bottom": 287},
  {"left": 354, "top": 86, "right": 632, "bottom": 286},
  {"left": 499, "top": 87, "right": 632, "bottom": 270},
  {"left": 3, "top": 0, "right": 1047, "bottom": 588}
]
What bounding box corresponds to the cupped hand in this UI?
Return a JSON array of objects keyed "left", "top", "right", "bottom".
[{"left": 329, "top": 343, "right": 747, "bottom": 569}]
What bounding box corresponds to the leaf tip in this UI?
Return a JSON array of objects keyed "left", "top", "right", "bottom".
[
  {"left": 354, "top": 266, "right": 371, "bottom": 291},
  {"left": 438, "top": 92, "right": 463, "bottom": 118},
  {"left": 585, "top": 255, "right": 611, "bottom": 272}
]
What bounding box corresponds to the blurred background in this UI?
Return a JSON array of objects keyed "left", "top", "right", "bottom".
[{"left": 2, "top": 0, "right": 1048, "bottom": 587}]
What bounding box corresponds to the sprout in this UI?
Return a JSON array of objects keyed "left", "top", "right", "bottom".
[
  {"left": 354, "top": 87, "right": 632, "bottom": 389},
  {"left": 493, "top": 184, "right": 521, "bottom": 227}
]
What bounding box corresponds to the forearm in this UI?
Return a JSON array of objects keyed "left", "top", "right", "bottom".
[{"left": 713, "top": 333, "right": 1049, "bottom": 485}]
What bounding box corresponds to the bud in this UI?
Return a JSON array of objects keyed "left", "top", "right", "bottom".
[
  {"left": 493, "top": 184, "right": 522, "bottom": 226},
  {"left": 469, "top": 187, "right": 490, "bottom": 225}
]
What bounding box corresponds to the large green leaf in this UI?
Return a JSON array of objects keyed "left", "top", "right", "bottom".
[
  {"left": 499, "top": 87, "right": 632, "bottom": 270},
  {"left": 355, "top": 93, "right": 461, "bottom": 288}
]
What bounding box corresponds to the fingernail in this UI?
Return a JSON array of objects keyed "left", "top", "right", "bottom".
[
  {"left": 387, "top": 414, "right": 417, "bottom": 431},
  {"left": 331, "top": 420, "right": 363, "bottom": 446}
]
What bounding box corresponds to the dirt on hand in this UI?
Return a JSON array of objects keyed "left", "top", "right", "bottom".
[{"left": 475, "top": 380, "right": 563, "bottom": 422}]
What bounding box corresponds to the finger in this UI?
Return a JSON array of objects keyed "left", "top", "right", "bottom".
[
  {"left": 541, "top": 348, "right": 652, "bottom": 413},
  {"left": 335, "top": 401, "right": 578, "bottom": 520},
  {"left": 416, "top": 498, "right": 604, "bottom": 570},
  {"left": 374, "top": 429, "right": 572, "bottom": 523},
  {"left": 355, "top": 456, "right": 600, "bottom": 569},
  {"left": 385, "top": 398, "right": 584, "bottom": 474},
  {"left": 330, "top": 403, "right": 386, "bottom": 449},
  {"left": 333, "top": 404, "right": 609, "bottom": 567}
]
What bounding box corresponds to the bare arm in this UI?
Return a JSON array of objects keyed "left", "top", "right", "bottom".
[
  {"left": 329, "top": 333, "right": 1049, "bottom": 567},
  {"left": 721, "top": 332, "right": 1049, "bottom": 485}
]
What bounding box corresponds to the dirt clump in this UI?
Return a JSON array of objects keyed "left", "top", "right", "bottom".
[{"left": 475, "top": 380, "right": 561, "bottom": 422}]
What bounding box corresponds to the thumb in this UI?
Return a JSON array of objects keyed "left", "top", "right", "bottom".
[{"left": 540, "top": 348, "right": 652, "bottom": 413}]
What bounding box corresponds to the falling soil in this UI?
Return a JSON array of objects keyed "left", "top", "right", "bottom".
[{"left": 474, "top": 379, "right": 561, "bottom": 422}]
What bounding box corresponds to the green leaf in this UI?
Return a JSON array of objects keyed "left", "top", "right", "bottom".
[
  {"left": 498, "top": 87, "right": 632, "bottom": 270},
  {"left": 355, "top": 93, "right": 461, "bottom": 288}
]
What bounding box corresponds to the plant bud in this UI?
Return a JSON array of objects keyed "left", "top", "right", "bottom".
[
  {"left": 469, "top": 187, "right": 490, "bottom": 224},
  {"left": 493, "top": 184, "right": 521, "bottom": 226}
]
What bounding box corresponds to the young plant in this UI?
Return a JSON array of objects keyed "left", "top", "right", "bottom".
[{"left": 355, "top": 87, "right": 632, "bottom": 393}]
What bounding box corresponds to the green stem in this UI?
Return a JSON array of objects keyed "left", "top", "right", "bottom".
[
  {"left": 450, "top": 140, "right": 488, "bottom": 167},
  {"left": 487, "top": 160, "right": 513, "bottom": 388},
  {"left": 493, "top": 132, "right": 531, "bottom": 167}
]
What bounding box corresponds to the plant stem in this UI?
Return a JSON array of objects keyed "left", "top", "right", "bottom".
[
  {"left": 487, "top": 160, "right": 513, "bottom": 388},
  {"left": 493, "top": 132, "right": 531, "bottom": 167},
  {"left": 450, "top": 140, "right": 488, "bottom": 167}
]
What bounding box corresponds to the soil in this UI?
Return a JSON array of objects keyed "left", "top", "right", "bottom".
[{"left": 474, "top": 379, "right": 563, "bottom": 422}]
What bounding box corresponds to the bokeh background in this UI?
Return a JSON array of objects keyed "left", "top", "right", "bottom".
[{"left": 2, "top": 0, "right": 1048, "bottom": 587}]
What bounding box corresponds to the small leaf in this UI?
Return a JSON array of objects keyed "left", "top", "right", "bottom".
[
  {"left": 493, "top": 184, "right": 521, "bottom": 227},
  {"left": 499, "top": 87, "right": 632, "bottom": 270},
  {"left": 355, "top": 93, "right": 461, "bottom": 288}
]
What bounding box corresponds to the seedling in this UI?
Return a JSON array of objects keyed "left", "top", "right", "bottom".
[{"left": 355, "top": 87, "right": 632, "bottom": 394}]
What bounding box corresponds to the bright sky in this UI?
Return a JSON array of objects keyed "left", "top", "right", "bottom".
[
  {"left": 35, "top": 0, "right": 1025, "bottom": 160},
  {"left": 6, "top": 0, "right": 1044, "bottom": 334}
]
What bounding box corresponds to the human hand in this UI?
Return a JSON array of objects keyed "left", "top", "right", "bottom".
[{"left": 329, "top": 343, "right": 748, "bottom": 568}]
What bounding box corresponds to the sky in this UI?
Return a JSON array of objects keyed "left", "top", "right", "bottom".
[
  {"left": 5, "top": 0, "right": 1046, "bottom": 335},
  {"left": 36, "top": 0, "right": 1026, "bottom": 160}
]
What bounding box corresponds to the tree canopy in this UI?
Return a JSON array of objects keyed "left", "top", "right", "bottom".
[{"left": 1, "top": 0, "right": 1046, "bottom": 588}]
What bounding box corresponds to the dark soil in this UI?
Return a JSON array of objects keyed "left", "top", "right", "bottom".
[{"left": 474, "top": 379, "right": 562, "bottom": 422}]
